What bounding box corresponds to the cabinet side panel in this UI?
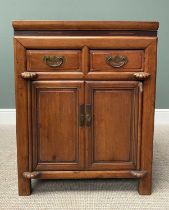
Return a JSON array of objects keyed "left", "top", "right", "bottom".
[
  {"left": 14, "top": 38, "right": 31, "bottom": 195},
  {"left": 139, "top": 39, "right": 157, "bottom": 195}
]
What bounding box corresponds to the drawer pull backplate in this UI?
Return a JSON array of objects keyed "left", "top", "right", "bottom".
[
  {"left": 106, "top": 55, "right": 128, "bottom": 68},
  {"left": 43, "top": 56, "right": 64, "bottom": 68}
]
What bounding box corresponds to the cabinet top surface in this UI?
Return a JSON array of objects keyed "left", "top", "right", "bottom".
[{"left": 12, "top": 20, "right": 159, "bottom": 31}]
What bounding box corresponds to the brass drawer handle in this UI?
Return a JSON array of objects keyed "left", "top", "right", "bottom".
[
  {"left": 106, "top": 55, "right": 128, "bottom": 68},
  {"left": 43, "top": 56, "right": 64, "bottom": 67}
]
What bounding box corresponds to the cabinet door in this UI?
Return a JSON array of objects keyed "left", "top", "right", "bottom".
[
  {"left": 31, "top": 81, "right": 84, "bottom": 171},
  {"left": 85, "top": 81, "right": 142, "bottom": 170}
]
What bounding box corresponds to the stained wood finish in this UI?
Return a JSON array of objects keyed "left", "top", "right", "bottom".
[
  {"left": 27, "top": 50, "right": 82, "bottom": 72},
  {"left": 26, "top": 170, "right": 147, "bottom": 179},
  {"left": 15, "top": 36, "right": 155, "bottom": 50},
  {"left": 138, "top": 39, "right": 158, "bottom": 195},
  {"left": 14, "top": 39, "right": 31, "bottom": 195},
  {"left": 12, "top": 21, "right": 159, "bottom": 31},
  {"left": 14, "top": 30, "right": 157, "bottom": 37},
  {"left": 85, "top": 81, "right": 142, "bottom": 170},
  {"left": 31, "top": 81, "right": 85, "bottom": 170},
  {"left": 13, "top": 21, "right": 158, "bottom": 196},
  {"left": 90, "top": 50, "right": 144, "bottom": 72}
]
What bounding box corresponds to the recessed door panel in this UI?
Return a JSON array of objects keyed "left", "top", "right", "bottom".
[
  {"left": 85, "top": 81, "right": 142, "bottom": 170},
  {"left": 31, "top": 81, "right": 84, "bottom": 170}
]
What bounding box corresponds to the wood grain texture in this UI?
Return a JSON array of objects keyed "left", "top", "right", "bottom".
[
  {"left": 14, "top": 30, "right": 157, "bottom": 37},
  {"left": 12, "top": 21, "right": 159, "bottom": 31},
  {"left": 90, "top": 50, "right": 144, "bottom": 72},
  {"left": 18, "top": 71, "right": 150, "bottom": 81},
  {"left": 29, "top": 170, "right": 147, "bottom": 179},
  {"left": 15, "top": 36, "right": 155, "bottom": 50},
  {"left": 138, "top": 38, "right": 157, "bottom": 195},
  {"left": 27, "top": 50, "right": 82, "bottom": 72},
  {"left": 86, "top": 72, "right": 147, "bottom": 80},
  {"left": 14, "top": 39, "right": 31, "bottom": 196},
  {"left": 85, "top": 81, "right": 141, "bottom": 170},
  {"left": 82, "top": 46, "right": 89, "bottom": 75},
  {"left": 31, "top": 81, "right": 85, "bottom": 171},
  {"left": 13, "top": 21, "right": 158, "bottom": 195}
]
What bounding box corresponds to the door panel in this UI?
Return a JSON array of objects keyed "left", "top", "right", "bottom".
[
  {"left": 31, "top": 81, "right": 84, "bottom": 170},
  {"left": 85, "top": 81, "right": 142, "bottom": 170}
]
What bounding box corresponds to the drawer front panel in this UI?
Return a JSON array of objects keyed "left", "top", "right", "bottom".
[
  {"left": 90, "top": 50, "right": 144, "bottom": 72},
  {"left": 27, "top": 50, "right": 82, "bottom": 71}
]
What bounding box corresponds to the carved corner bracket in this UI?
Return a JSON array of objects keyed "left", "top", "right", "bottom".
[
  {"left": 23, "top": 171, "right": 40, "bottom": 179},
  {"left": 130, "top": 170, "right": 147, "bottom": 178},
  {"left": 21, "top": 72, "right": 37, "bottom": 80},
  {"left": 133, "top": 72, "right": 151, "bottom": 81}
]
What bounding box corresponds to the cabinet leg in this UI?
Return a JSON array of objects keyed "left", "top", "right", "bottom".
[
  {"left": 138, "top": 173, "right": 152, "bottom": 195},
  {"left": 18, "top": 175, "right": 31, "bottom": 196}
]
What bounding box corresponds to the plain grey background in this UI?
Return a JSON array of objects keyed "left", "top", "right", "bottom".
[{"left": 0, "top": 0, "right": 168, "bottom": 108}]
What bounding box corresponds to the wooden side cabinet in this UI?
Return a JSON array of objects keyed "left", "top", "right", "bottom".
[{"left": 12, "top": 21, "right": 159, "bottom": 195}]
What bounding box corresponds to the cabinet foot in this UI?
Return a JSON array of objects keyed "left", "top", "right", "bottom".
[
  {"left": 138, "top": 174, "right": 152, "bottom": 195},
  {"left": 18, "top": 177, "right": 31, "bottom": 196}
]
